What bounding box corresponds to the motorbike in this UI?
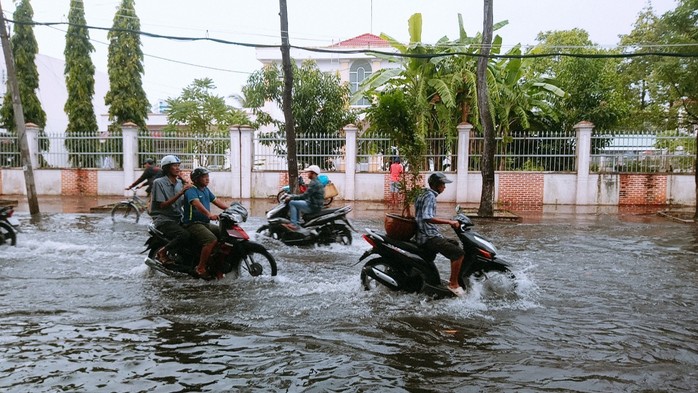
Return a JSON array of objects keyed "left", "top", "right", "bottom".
[
  {"left": 143, "top": 203, "right": 278, "bottom": 280},
  {"left": 359, "top": 206, "right": 514, "bottom": 298},
  {"left": 276, "top": 174, "right": 334, "bottom": 207},
  {"left": 256, "top": 200, "right": 357, "bottom": 246},
  {"left": 0, "top": 205, "right": 19, "bottom": 246}
]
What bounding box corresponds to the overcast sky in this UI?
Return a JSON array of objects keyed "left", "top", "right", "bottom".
[{"left": 1, "top": 0, "right": 678, "bottom": 105}]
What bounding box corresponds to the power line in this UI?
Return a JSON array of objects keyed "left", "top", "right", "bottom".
[{"left": 5, "top": 18, "right": 698, "bottom": 59}]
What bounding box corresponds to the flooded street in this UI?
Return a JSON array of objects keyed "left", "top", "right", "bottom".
[{"left": 1, "top": 203, "right": 696, "bottom": 392}]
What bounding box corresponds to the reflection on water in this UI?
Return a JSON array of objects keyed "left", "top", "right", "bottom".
[{"left": 0, "top": 212, "right": 696, "bottom": 392}]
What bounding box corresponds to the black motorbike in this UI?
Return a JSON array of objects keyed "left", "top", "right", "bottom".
[
  {"left": 0, "top": 205, "right": 19, "bottom": 246},
  {"left": 256, "top": 201, "right": 356, "bottom": 246},
  {"left": 359, "top": 207, "right": 514, "bottom": 298},
  {"left": 143, "top": 203, "right": 278, "bottom": 280}
]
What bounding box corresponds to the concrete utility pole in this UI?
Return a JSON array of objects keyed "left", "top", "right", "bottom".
[
  {"left": 278, "top": 0, "right": 299, "bottom": 193},
  {"left": 0, "top": 1, "right": 40, "bottom": 214}
]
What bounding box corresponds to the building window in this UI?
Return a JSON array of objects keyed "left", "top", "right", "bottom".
[{"left": 350, "top": 60, "right": 372, "bottom": 106}]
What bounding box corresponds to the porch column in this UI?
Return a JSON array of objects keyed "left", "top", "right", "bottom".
[
  {"left": 24, "top": 123, "right": 39, "bottom": 169},
  {"left": 343, "top": 124, "right": 357, "bottom": 201},
  {"left": 121, "top": 122, "right": 138, "bottom": 195},
  {"left": 574, "top": 121, "right": 594, "bottom": 205},
  {"left": 456, "top": 122, "right": 473, "bottom": 203}
]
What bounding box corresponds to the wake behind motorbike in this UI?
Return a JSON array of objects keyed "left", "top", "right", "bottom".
[
  {"left": 359, "top": 207, "right": 514, "bottom": 298},
  {"left": 0, "top": 205, "right": 19, "bottom": 246},
  {"left": 143, "top": 203, "right": 277, "bottom": 280},
  {"left": 256, "top": 201, "right": 356, "bottom": 246}
]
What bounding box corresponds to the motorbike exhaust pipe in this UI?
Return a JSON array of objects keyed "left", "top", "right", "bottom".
[{"left": 368, "top": 267, "right": 399, "bottom": 288}]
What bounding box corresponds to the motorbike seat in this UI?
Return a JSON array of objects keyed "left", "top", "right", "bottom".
[
  {"left": 383, "top": 234, "right": 437, "bottom": 261},
  {"left": 303, "top": 208, "right": 343, "bottom": 220}
]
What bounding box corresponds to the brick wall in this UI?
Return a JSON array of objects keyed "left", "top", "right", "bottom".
[
  {"left": 619, "top": 174, "right": 667, "bottom": 205},
  {"left": 498, "top": 172, "right": 544, "bottom": 207},
  {"left": 61, "top": 169, "right": 98, "bottom": 196}
]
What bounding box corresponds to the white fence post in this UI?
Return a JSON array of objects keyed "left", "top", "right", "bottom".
[
  {"left": 24, "top": 123, "right": 39, "bottom": 169},
  {"left": 574, "top": 121, "right": 594, "bottom": 205},
  {"left": 343, "top": 124, "right": 357, "bottom": 201},
  {"left": 456, "top": 122, "right": 473, "bottom": 203},
  {"left": 229, "top": 125, "right": 241, "bottom": 198},
  {"left": 239, "top": 125, "right": 254, "bottom": 199},
  {"left": 122, "top": 122, "right": 138, "bottom": 195}
]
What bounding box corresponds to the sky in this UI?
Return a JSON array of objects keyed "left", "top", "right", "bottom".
[{"left": 1, "top": 0, "right": 679, "bottom": 106}]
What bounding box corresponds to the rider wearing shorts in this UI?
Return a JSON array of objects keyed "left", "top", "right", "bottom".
[
  {"left": 183, "top": 167, "right": 229, "bottom": 278},
  {"left": 414, "top": 172, "right": 469, "bottom": 297}
]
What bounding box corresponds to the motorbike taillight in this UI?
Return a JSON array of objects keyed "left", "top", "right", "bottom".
[
  {"left": 362, "top": 234, "right": 376, "bottom": 248},
  {"left": 226, "top": 225, "right": 250, "bottom": 240},
  {"left": 477, "top": 248, "right": 493, "bottom": 259}
]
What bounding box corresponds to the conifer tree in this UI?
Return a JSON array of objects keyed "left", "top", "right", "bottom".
[
  {"left": 104, "top": 0, "right": 148, "bottom": 131},
  {"left": 64, "top": 0, "right": 98, "bottom": 167},
  {"left": 0, "top": 0, "right": 47, "bottom": 153}
]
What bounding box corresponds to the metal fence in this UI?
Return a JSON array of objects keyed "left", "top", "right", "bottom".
[
  {"left": 254, "top": 131, "right": 346, "bottom": 172},
  {"left": 40, "top": 131, "right": 123, "bottom": 169},
  {"left": 470, "top": 130, "right": 577, "bottom": 172},
  {"left": 591, "top": 130, "right": 696, "bottom": 173},
  {"left": 3, "top": 128, "right": 695, "bottom": 174},
  {"left": 0, "top": 132, "right": 20, "bottom": 168},
  {"left": 135, "top": 130, "right": 230, "bottom": 171}
]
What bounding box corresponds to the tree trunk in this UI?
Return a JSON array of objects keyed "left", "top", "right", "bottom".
[
  {"left": 0, "top": 1, "right": 40, "bottom": 215},
  {"left": 694, "top": 131, "right": 697, "bottom": 220},
  {"left": 477, "top": 0, "right": 495, "bottom": 217},
  {"left": 279, "top": 0, "right": 298, "bottom": 193}
]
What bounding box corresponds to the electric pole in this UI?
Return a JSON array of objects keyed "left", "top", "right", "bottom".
[
  {"left": 0, "top": 0, "right": 40, "bottom": 215},
  {"left": 279, "top": 0, "right": 299, "bottom": 193}
]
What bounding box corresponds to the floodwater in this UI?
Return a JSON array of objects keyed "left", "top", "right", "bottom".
[{"left": 0, "top": 202, "right": 696, "bottom": 392}]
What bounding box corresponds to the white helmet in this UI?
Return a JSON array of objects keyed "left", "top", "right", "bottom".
[{"left": 160, "top": 155, "right": 181, "bottom": 167}]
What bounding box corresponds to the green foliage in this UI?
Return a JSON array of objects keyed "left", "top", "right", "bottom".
[
  {"left": 242, "top": 60, "right": 358, "bottom": 170},
  {"left": 526, "top": 29, "right": 629, "bottom": 133},
  {"left": 163, "top": 78, "right": 249, "bottom": 167},
  {"left": 104, "top": 0, "right": 148, "bottom": 132},
  {"left": 0, "top": 0, "right": 48, "bottom": 156},
  {"left": 64, "top": 0, "right": 99, "bottom": 168}
]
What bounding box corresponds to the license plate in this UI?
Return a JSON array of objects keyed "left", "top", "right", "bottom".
[{"left": 6, "top": 217, "right": 19, "bottom": 227}]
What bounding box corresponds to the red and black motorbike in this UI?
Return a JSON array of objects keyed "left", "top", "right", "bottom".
[
  {"left": 0, "top": 205, "right": 19, "bottom": 246},
  {"left": 143, "top": 203, "right": 277, "bottom": 280}
]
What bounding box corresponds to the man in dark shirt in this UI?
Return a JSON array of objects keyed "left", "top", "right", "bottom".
[
  {"left": 284, "top": 165, "right": 325, "bottom": 230},
  {"left": 126, "top": 158, "right": 162, "bottom": 196}
]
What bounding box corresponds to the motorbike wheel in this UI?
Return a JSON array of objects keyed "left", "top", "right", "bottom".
[
  {"left": 276, "top": 190, "right": 289, "bottom": 203},
  {"left": 237, "top": 242, "right": 278, "bottom": 278},
  {"left": 333, "top": 224, "right": 352, "bottom": 245},
  {"left": 360, "top": 257, "right": 408, "bottom": 291},
  {"left": 111, "top": 202, "right": 140, "bottom": 223},
  {"left": 460, "top": 265, "right": 515, "bottom": 289},
  {"left": 0, "top": 222, "right": 17, "bottom": 246}
]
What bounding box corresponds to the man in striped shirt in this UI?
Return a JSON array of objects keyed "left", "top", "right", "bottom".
[{"left": 414, "top": 172, "right": 467, "bottom": 297}]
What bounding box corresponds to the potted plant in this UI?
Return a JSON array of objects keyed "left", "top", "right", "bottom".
[{"left": 364, "top": 88, "right": 427, "bottom": 240}]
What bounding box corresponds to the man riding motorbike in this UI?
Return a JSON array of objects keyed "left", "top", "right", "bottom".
[
  {"left": 183, "top": 167, "right": 230, "bottom": 278},
  {"left": 283, "top": 165, "right": 325, "bottom": 232},
  {"left": 414, "top": 172, "right": 469, "bottom": 297},
  {"left": 149, "top": 155, "right": 192, "bottom": 264}
]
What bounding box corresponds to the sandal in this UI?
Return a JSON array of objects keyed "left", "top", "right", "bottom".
[{"left": 448, "top": 286, "right": 465, "bottom": 297}]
